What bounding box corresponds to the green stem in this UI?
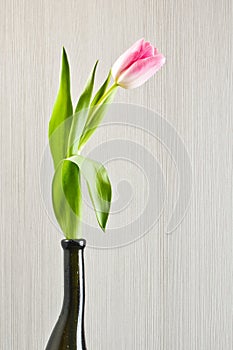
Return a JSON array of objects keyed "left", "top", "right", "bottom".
[
  {"left": 96, "top": 82, "right": 118, "bottom": 106},
  {"left": 78, "top": 83, "right": 118, "bottom": 151}
]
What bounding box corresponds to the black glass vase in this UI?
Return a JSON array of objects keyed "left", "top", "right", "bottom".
[{"left": 46, "top": 239, "right": 87, "bottom": 350}]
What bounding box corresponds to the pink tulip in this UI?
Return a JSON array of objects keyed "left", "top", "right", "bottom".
[{"left": 111, "top": 38, "right": 165, "bottom": 89}]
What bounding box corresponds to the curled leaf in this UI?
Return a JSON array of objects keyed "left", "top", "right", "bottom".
[
  {"left": 68, "top": 155, "right": 112, "bottom": 231},
  {"left": 52, "top": 160, "right": 82, "bottom": 239}
]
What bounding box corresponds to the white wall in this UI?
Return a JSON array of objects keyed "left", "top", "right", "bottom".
[{"left": 0, "top": 0, "right": 232, "bottom": 349}]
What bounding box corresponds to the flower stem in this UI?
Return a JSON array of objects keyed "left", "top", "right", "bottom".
[{"left": 96, "top": 83, "right": 118, "bottom": 106}]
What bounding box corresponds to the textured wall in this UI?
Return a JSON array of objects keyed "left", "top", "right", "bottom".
[{"left": 0, "top": 0, "right": 232, "bottom": 349}]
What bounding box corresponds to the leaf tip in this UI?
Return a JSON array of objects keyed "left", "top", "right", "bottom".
[
  {"left": 93, "top": 60, "right": 99, "bottom": 73},
  {"left": 100, "top": 214, "right": 110, "bottom": 233},
  {"left": 62, "top": 46, "right": 67, "bottom": 59}
]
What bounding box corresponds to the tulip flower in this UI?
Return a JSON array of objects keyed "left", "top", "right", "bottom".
[{"left": 111, "top": 38, "right": 165, "bottom": 89}]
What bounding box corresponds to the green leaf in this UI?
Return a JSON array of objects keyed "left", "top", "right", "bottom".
[
  {"left": 68, "top": 155, "right": 112, "bottom": 231},
  {"left": 90, "top": 70, "right": 112, "bottom": 108},
  {"left": 80, "top": 70, "right": 111, "bottom": 131},
  {"left": 67, "top": 61, "right": 99, "bottom": 156},
  {"left": 78, "top": 84, "right": 118, "bottom": 150},
  {"left": 49, "top": 48, "right": 73, "bottom": 169},
  {"left": 52, "top": 154, "right": 111, "bottom": 235},
  {"left": 75, "top": 60, "right": 99, "bottom": 113},
  {"left": 52, "top": 160, "right": 82, "bottom": 239}
]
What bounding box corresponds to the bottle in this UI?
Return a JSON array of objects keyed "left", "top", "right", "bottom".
[{"left": 46, "top": 239, "right": 87, "bottom": 350}]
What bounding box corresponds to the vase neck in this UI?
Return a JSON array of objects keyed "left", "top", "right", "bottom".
[
  {"left": 62, "top": 239, "right": 86, "bottom": 303},
  {"left": 61, "top": 239, "right": 86, "bottom": 349}
]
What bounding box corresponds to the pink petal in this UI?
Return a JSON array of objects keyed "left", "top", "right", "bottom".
[
  {"left": 140, "top": 41, "right": 154, "bottom": 59},
  {"left": 117, "top": 54, "right": 166, "bottom": 89},
  {"left": 111, "top": 38, "right": 146, "bottom": 80}
]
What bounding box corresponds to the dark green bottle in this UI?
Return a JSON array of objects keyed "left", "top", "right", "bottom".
[{"left": 46, "top": 239, "right": 87, "bottom": 350}]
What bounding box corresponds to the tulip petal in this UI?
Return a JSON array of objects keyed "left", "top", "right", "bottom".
[
  {"left": 117, "top": 54, "right": 166, "bottom": 89},
  {"left": 111, "top": 38, "right": 145, "bottom": 80},
  {"left": 140, "top": 41, "right": 154, "bottom": 59}
]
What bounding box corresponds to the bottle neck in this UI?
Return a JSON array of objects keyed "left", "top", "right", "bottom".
[{"left": 61, "top": 239, "right": 86, "bottom": 348}]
